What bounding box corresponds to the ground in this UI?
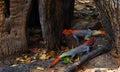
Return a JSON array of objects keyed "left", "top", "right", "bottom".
[{"left": 0, "top": 0, "right": 120, "bottom": 72}]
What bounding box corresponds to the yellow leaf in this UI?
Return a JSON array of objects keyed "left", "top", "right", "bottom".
[
  {"left": 48, "top": 51, "right": 55, "bottom": 57},
  {"left": 19, "top": 59, "right": 24, "bottom": 62},
  {"left": 16, "top": 58, "right": 21, "bottom": 61},
  {"left": 31, "top": 56, "right": 36, "bottom": 60},
  {"left": 21, "top": 61, "right": 25, "bottom": 64},
  {"left": 25, "top": 57, "right": 31, "bottom": 62},
  {"left": 46, "top": 55, "right": 51, "bottom": 60},
  {"left": 39, "top": 54, "right": 47, "bottom": 60}
]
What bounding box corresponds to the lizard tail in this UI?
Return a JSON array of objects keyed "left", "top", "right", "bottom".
[
  {"left": 100, "top": 31, "right": 105, "bottom": 35},
  {"left": 50, "top": 56, "right": 60, "bottom": 67}
]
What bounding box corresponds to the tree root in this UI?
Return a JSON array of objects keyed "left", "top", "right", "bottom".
[{"left": 64, "top": 37, "right": 112, "bottom": 72}]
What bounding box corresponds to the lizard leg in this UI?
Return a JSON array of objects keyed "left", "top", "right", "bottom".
[
  {"left": 73, "top": 35, "right": 79, "bottom": 45},
  {"left": 70, "top": 54, "right": 76, "bottom": 62},
  {"left": 84, "top": 29, "right": 92, "bottom": 40},
  {"left": 83, "top": 46, "right": 90, "bottom": 53}
]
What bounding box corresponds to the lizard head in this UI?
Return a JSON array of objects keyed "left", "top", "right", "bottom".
[{"left": 62, "top": 29, "right": 77, "bottom": 37}]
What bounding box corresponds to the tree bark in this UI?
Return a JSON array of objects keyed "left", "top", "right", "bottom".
[
  {"left": 62, "top": 0, "right": 75, "bottom": 29},
  {"left": 0, "top": 0, "right": 31, "bottom": 58},
  {"left": 94, "top": 0, "right": 120, "bottom": 49},
  {"left": 38, "top": 0, "right": 74, "bottom": 50}
]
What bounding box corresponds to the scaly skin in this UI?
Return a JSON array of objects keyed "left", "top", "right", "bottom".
[
  {"left": 50, "top": 37, "right": 96, "bottom": 67},
  {"left": 63, "top": 29, "right": 105, "bottom": 40}
]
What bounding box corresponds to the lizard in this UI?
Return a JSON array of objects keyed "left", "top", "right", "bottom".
[
  {"left": 62, "top": 29, "right": 105, "bottom": 44},
  {"left": 50, "top": 37, "right": 96, "bottom": 67}
]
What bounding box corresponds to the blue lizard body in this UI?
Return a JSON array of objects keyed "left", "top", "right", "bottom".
[
  {"left": 73, "top": 29, "right": 92, "bottom": 37},
  {"left": 72, "top": 29, "right": 92, "bottom": 45},
  {"left": 72, "top": 29, "right": 104, "bottom": 45},
  {"left": 60, "top": 45, "right": 90, "bottom": 58}
]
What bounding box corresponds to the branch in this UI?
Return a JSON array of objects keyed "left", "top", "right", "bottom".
[{"left": 64, "top": 38, "right": 111, "bottom": 72}]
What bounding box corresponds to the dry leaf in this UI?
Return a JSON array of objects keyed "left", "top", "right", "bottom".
[
  {"left": 46, "top": 51, "right": 55, "bottom": 59},
  {"left": 39, "top": 54, "right": 47, "bottom": 60},
  {"left": 46, "top": 55, "right": 51, "bottom": 60},
  {"left": 48, "top": 51, "right": 55, "bottom": 56},
  {"left": 21, "top": 60, "right": 26, "bottom": 64},
  {"left": 25, "top": 57, "right": 31, "bottom": 62},
  {"left": 19, "top": 59, "right": 24, "bottom": 62},
  {"left": 16, "top": 57, "right": 21, "bottom": 61},
  {"left": 31, "top": 56, "right": 36, "bottom": 60},
  {"left": 111, "top": 51, "right": 119, "bottom": 58}
]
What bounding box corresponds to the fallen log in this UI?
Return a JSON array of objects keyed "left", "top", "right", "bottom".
[{"left": 64, "top": 37, "right": 112, "bottom": 72}]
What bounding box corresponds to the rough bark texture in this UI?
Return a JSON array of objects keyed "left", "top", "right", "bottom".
[
  {"left": 62, "top": 0, "right": 75, "bottom": 29},
  {"left": 27, "top": 0, "right": 40, "bottom": 28},
  {"left": 39, "top": 0, "right": 74, "bottom": 50},
  {"left": 94, "top": 0, "right": 120, "bottom": 49},
  {"left": 0, "top": 0, "right": 31, "bottom": 58}
]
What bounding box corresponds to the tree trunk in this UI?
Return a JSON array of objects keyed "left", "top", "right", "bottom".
[
  {"left": 0, "top": 0, "right": 31, "bottom": 58},
  {"left": 62, "top": 0, "right": 75, "bottom": 29},
  {"left": 94, "top": 0, "right": 120, "bottom": 49},
  {"left": 38, "top": 0, "right": 74, "bottom": 50}
]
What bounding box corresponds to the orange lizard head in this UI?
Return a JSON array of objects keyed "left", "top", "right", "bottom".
[{"left": 62, "top": 29, "right": 77, "bottom": 37}]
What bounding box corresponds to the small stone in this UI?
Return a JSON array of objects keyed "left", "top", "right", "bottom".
[
  {"left": 10, "top": 64, "right": 18, "bottom": 67},
  {"left": 36, "top": 67, "right": 44, "bottom": 71}
]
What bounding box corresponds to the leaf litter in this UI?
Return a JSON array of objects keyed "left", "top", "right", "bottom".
[{"left": 0, "top": 0, "right": 120, "bottom": 72}]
